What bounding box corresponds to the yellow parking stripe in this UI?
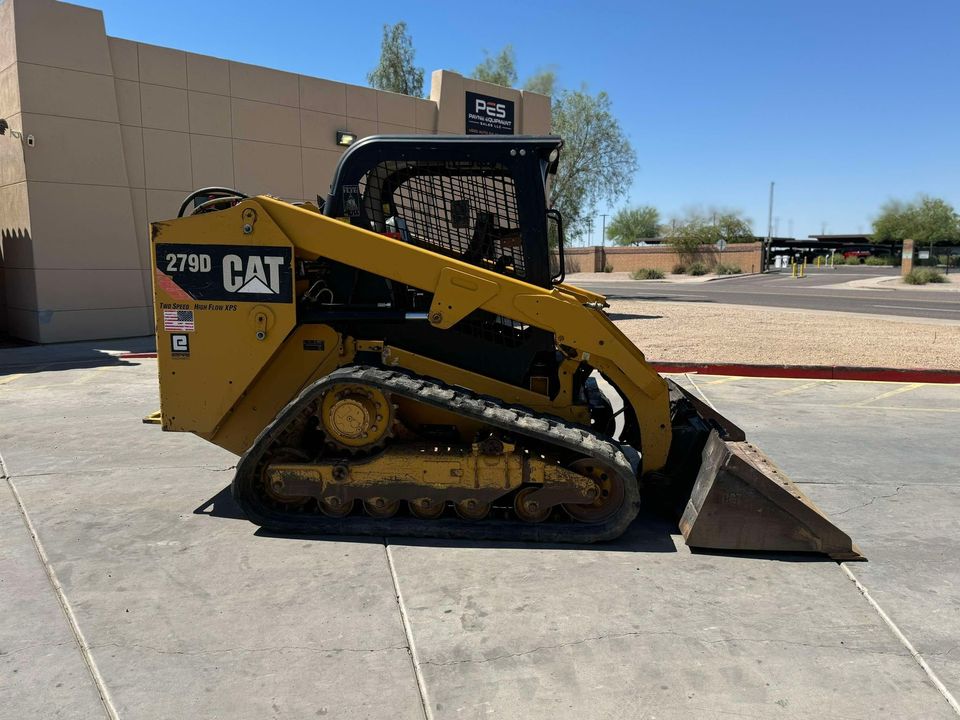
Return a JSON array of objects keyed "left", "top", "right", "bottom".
[
  {"left": 853, "top": 383, "right": 923, "bottom": 406},
  {"left": 773, "top": 380, "right": 825, "bottom": 396},
  {"left": 0, "top": 373, "right": 25, "bottom": 385}
]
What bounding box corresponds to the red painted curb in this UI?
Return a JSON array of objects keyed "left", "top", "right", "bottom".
[
  {"left": 120, "top": 352, "right": 960, "bottom": 384},
  {"left": 651, "top": 362, "right": 960, "bottom": 384}
]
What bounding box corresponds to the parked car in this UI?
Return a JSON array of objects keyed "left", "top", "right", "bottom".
[{"left": 842, "top": 250, "right": 871, "bottom": 263}]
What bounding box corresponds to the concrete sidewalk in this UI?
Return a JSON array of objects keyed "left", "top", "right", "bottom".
[{"left": 2, "top": 356, "right": 959, "bottom": 718}]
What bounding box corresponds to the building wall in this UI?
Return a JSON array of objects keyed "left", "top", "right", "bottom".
[
  {"left": 562, "top": 244, "right": 764, "bottom": 274},
  {"left": 0, "top": 0, "right": 551, "bottom": 343}
]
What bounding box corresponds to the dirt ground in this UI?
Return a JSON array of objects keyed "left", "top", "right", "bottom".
[{"left": 610, "top": 300, "right": 960, "bottom": 369}]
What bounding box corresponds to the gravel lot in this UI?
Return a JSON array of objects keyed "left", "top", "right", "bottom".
[{"left": 611, "top": 300, "right": 960, "bottom": 369}]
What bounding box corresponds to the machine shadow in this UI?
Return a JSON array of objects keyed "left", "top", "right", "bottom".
[
  {"left": 0, "top": 337, "right": 155, "bottom": 375},
  {"left": 193, "top": 485, "right": 247, "bottom": 520},
  {"left": 192, "top": 484, "right": 678, "bottom": 553},
  {"left": 192, "top": 484, "right": 850, "bottom": 562},
  {"left": 688, "top": 548, "right": 853, "bottom": 564}
]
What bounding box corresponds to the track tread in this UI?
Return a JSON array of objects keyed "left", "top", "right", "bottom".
[{"left": 231, "top": 366, "right": 640, "bottom": 543}]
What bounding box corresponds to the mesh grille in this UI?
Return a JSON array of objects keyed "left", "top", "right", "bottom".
[{"left": 362, "top": 161, "right": 526, "bottom": 278}]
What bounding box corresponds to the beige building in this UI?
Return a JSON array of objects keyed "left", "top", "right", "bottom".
[{"left": 0, "top": 0, "right": 551, "bottom": 343}]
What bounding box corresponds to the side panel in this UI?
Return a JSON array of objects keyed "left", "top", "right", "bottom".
[{"left": 151, "top": 207, "right": 297, "bottom": 436}]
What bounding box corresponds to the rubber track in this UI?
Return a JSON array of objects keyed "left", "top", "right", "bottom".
[{"left": 232, "top": 365, "right": 640, "bottom": 543}]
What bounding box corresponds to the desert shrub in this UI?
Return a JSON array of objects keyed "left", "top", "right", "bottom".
[
  {"left": 903, "top": 268, "right": 947, "bottom": 285},
  {"left": 843, "top": 255, "right": 864, "bottom": 265},
  {"left": 715, "top": 263, "right": 742, "bottom": 275},
  {"left": 865, "top": 256, "right": 891, "bottom": 266},
  {"left": 630, "top": 268, "right": 665, "bottom": 280},
  {"left": 688, "top": 262, "right": 708, "bottom": 276},
  {"left": 603, "top": 262, "right": 614, "bottom": 273},
  {"left": 672, "top": 263, "right": 687, "bottom": 274}
]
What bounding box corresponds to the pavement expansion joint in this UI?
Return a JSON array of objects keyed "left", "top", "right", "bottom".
[
  {"left": 384, "top": 542, "right": 432, "bottom": 720},
  {"left": 684, "top": 373, "right": 719, "bottom": 410},
  {"left": 1, "top": 449, "right": 119, "bottom": 720},
  {"left": 841, "top": 564, "right": 960, "bottom": 716}
]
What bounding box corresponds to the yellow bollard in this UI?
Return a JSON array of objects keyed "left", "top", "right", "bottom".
[
  {"left": 791, "top": 262, "right": 797, "bottom": 278},
  {"left": 816, "top": 256, "right": 821, "bottom": 268}
]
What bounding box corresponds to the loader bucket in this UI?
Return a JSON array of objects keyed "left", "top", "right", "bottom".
[{"left": 679, "top": 431, "right": 864, "bottom": 561}]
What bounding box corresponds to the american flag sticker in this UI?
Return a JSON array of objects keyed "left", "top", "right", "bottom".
[{"left": 163, "top": 309, "right": 195, "bottom": 332}]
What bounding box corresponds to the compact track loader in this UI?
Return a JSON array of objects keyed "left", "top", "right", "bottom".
[{"left": 150, "top": 135, "right": 862, "bottom": 559}]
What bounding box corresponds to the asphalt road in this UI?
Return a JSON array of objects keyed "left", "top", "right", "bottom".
[{"left": 577, "top": 267, "right": 960, "bottom": 320}]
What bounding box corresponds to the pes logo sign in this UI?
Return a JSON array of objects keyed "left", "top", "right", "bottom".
[{"left": 466, "top": 91, "right": 515, "bottom": 135}]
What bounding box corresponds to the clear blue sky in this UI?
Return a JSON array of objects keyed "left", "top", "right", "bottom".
[{"left": 75, "top": 0, "right": 960, "bottom": 241}]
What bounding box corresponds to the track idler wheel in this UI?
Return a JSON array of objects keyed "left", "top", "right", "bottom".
[
  {"left": 364, "top": 497, "right": 401, "bottom": 518},
  {"left": 319, "top": 496, "right": 354, "bottom": 518},
  {"left": 455, "top": 498, "right": 491, "bottom": 520},
  {"left": 409, "top": 497, "right": 446, "bottom": 519},
  {"left": 514, "top": 487, "right": 551, "bottom": 523},
  {"left": 563, "top": 459, "right": 625, "bottom": 523}
]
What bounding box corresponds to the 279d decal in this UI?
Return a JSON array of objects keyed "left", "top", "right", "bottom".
[{"left": 155, "top": 244, "right": 293, "bottom": 304}]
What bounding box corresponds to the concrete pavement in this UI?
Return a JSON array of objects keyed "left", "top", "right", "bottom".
[{"left": 2, "top": 347, "right": 959, "bottom": 719}]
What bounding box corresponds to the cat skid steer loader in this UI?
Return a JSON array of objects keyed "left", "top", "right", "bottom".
[{"left": 149, "top": 135, "right": 862, "bottom": 560}]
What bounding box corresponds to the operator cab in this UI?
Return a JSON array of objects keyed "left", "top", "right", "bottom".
[{"left": 324, "top": 135, "right": 565, "bottom": 288}]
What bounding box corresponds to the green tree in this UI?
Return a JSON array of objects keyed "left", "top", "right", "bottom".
[
  {"left": 472, "top": 45, "right": 517, "bottom": 87},
  {"left": 872, "top": 196, "right": 960, "bottom": 244},
  {"left": 367, "top": 22, "right": 425, "bottom": 97},
  {"left": 607, "top": 206, "right": 661, "bottom": 245},
  {"left": 523, "top": 68, "right": 557, "bottom": 97},
  {"left": 711, "top": 210, "right": 755, "bottom": 244},
  {"left": 665, "top": 208, "right": 754, "bottom": 261},
  {"left": 549, "top": 88, "right": 638, "bottom": 240}
]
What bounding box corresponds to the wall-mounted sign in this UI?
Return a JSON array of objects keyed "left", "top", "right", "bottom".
[{"left": 465, "top": 91, "right": 515, "bottom": 135}]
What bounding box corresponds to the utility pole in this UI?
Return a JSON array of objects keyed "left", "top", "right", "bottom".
[
  {"left": 600, "top": 213, "right": 608, "bottom": 248},
  {"left": 765, "top": 181, "right": 775, "bottom": 271},
  {"left": 587, "top": 216, "right": 595, "bottom": 247}
]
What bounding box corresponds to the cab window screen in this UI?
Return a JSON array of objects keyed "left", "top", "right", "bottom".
[{"left": 362, "top": 161, "right": 526, "bottom": 278}]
